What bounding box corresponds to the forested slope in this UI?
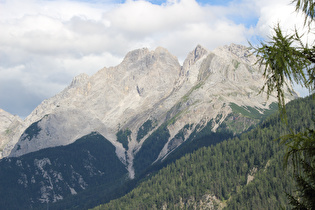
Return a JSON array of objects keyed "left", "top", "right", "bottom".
[
  {"left": 94, "top": 95, "right": 314, "bottom": 209},
  {"left": 0, "top": 132, "right": 128, "bottom": 210}
]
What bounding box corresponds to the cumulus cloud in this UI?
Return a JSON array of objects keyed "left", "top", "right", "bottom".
[
  {"left": 254, "top": 0, "right": 315, "bottom": 42},
  {"left": 0, "top": 0, "right": 311, "bottom": 117}
]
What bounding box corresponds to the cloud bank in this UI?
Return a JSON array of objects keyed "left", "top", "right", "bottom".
[{"left": 0, "top": 0, "right": 311, "bottom": 117}]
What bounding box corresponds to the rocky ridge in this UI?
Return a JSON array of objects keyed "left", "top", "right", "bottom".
[
  {"left": 1, "top": 44, "right": 297, "bottom": 178},
  {"left": 0, "top": 108, "right": 22, "bottom": 158}
]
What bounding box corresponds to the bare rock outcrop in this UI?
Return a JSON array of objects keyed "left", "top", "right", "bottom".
[
  {"left": 0, "top": 108, "right": 23, "bottom": 158},
  {"left": 2, "top": 44, "right": 297, "bottom": 178}
]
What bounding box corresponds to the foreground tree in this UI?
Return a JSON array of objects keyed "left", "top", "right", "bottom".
[{"left": 251, "top": 0, "right": 315, "bottom": 209}]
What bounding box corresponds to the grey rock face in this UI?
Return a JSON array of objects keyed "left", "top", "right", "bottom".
[
  {"left": 0, "top": 109, "right": 23, "bottom": 158},
  {"left": 2, "top": 44, "right": 297, "bottom": 178}
]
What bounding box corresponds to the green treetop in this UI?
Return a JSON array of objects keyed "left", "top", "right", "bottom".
[{"left": 251, "top": 0, "right": 315, "bottom": 209}]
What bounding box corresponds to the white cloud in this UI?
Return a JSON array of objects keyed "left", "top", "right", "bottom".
[
  {"left": 0, "top": 0, "right": 311, "bottom": 117},
  {"left": 253, "top": 0, "right": 315, "bottom": 42},
  {"left": 106, "top": 0, "right": 203, "bottom": 34}
]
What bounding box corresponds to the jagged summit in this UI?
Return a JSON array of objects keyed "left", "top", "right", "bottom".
[
  {"left": 0, "top": 109, "right": 18, "bottom": 138},
  {"left": 189, "top": 44, "right": 209, "bottom": 63},
  {"left": 122, "top": 47, "right": 151, "bottom": 63},
  {"left": 121, "top": 46, "right": 177, "bottom": 68},
  {"left": 0, "top": 108, "right": 22, "bottom": 158},
  {"left": 213, "top": 43, "right": 253, "bottom": 64},
  {"left": 0, "top": 43, "right": 301, "bottom": 208},
  {"left": 69, "top": 73, "right": 89, "bottom": 88},
  {"left": 1, "top": 44, "right": 297, "bottom": 180},
  {"left": 183, "top": 44, "right": 209, "bottom": 71}
]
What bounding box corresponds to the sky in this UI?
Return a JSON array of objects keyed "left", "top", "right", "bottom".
[{"left": 0, "top": 0, "right": 312, "bottom": 118}]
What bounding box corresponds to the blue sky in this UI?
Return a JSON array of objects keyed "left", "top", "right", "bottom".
[
  {"left": 73, "top": 0, "right": 233, "bottom": 5},
  {"left": 139, "top": 0, "right": 232, "bottom": 6},
  {"left": 0, "top": 0, "right": 311, "bottom": 117}
]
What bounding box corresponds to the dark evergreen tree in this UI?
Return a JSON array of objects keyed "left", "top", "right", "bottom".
[
  {"left": 251, "top": 0, "right": 315, "bottom": 208},
  {"left": 92, "top": 95, "right": 314, "bottom": 210}
]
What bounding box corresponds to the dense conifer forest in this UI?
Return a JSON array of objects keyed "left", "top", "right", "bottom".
[{"left": 93, "top": 95, "right": 314, "bottom": 209}]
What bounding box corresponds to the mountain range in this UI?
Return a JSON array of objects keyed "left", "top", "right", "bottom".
[{"left": 0, "top": 43, "right": 297, "bottom": 209}]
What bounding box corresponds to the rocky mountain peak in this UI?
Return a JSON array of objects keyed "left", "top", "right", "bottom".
[
  {"left": 213, "top": 43, "right": 253, "bottom": 64},
  {"left": 122, "top": 46, "right": 173, "bottom": 62},
  {"left": 119, "top": 46, "right": 180, "bottom": 74},
  {"left": 193, "top": 44, "right": 209, "bottom": 60},
  {"left": 183, "top": 44, "right": 209, "bottom": 71},
  {"left": 0, "top": 109, "right": 18, "bottom": 135},
  {"left": 0, "top": 44, "right": 300, "bottom": 208},
  {"left": 122, "top": 48, "right": 150, "bottom": 64},
  {"left": 0, "top": 108, "right": 22, "bottom": 158},
  {"left": 154, "top": 46, "right": 171, "bottom": 54},
  {"left": 228, "top": 44, "right": 250, "bottom": 60},
  {"left": 2, "top": 44, "right": 297, "bottom": 180},
  {"left": 69, "top": 73, "right": 89, "bottom": 88}
]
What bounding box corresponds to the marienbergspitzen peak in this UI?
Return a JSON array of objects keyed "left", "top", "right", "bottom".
[{"left": 1, "top": 44, "right": 297, "bottom": 179}]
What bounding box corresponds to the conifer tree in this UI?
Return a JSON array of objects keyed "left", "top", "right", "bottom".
[{"left": 251, "top": 0, "right": 315, "bottom": 208}]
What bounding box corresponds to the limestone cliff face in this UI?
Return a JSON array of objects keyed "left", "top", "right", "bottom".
[
  {"left": 7, "top": 47, "right": 182, "bottom": 166},
  {"left": 2, "top": 44, "right": 297, "bottom": 178},
  {"left": 0, "top": 109, "right": 22, "bottom": 158}
]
